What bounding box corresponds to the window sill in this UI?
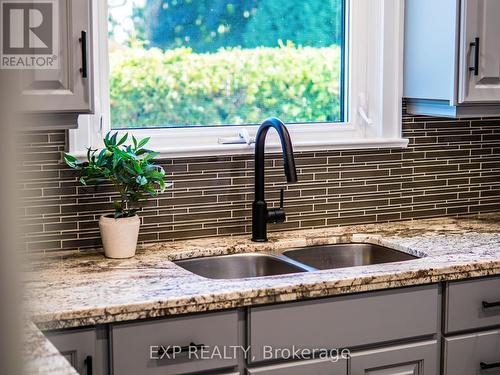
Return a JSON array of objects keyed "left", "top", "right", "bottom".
[
  {"left": 158, "top": 138, "right": 409, "bottom": 158},
  {"left": 69, "top": 137, "right": 408, "bottom": 159}
]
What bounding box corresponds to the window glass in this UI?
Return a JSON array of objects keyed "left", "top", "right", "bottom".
[{"left": 108, "top": 0, "right": 345, "bottom": 128}]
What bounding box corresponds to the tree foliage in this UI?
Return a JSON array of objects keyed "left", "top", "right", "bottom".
[
  {"left": 244, "top": 0, "right": 342, "bottom": 48},
  {"left": 144, "top": 0, "right": 256, "bottom": 52},
  {"left": 109, "top": 45, "right": 341, "bottom": 127},
  {"left": 140, "top": 0, "right": 343, "bottom": 52}
]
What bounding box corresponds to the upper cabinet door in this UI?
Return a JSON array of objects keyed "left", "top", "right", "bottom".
[
  {"left": 459, "top": 0, "right": 500, "bottom": 103},
  {"left": 19, "top": 0, "right": 93, "bottom": 113}
]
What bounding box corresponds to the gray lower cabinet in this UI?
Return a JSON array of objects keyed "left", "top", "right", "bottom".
[
  {"left": 43, "top": 276, "right": 500, "bottom": 374},
  {"left": 443, "top": 330, "right": 500, "bottom": 375},
  {"left": 444, "top": 276, "right": 500, "bottom": 334},
  {"left": 247, "top": 358, "right": 347, "bottom": 375},
  {"left": 110, "top": 310, "right": 239, "bottom": 375},
  {"left": 349, "top": 340, "right": 438, "bottom": 375},
  {"left": 43, "top": 284, "right": 446, "bottom": 374},
  {"left": 45, "top": 326, "right": 107, "bottom": 375},
  {"left": 248, "top": 285, "right": 438, "bottom": 363},
  {"left": 443, "top": 275, "right": 500, "bottom": 374}
]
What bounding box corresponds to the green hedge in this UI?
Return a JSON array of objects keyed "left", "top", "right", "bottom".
[{"left": 109, "top": 45, "right": 341, "bottom": 128}]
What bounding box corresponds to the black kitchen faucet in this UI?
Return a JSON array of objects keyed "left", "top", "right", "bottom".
[{"left": 252, "top": 117, "right": 298, "bottom": 242}]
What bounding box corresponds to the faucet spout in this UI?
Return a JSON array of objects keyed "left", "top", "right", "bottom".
[
  {"left": 254, "top": 118, "right": 297, "bottom": 201},
  {"left": 252, "top": 117, "right": 298, "bottom": 242}
]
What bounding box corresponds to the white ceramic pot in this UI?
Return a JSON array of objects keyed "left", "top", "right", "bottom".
[{"left": 99, "top": 215, "right": 140, "bottom": 258}]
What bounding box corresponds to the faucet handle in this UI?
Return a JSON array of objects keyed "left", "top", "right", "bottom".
[{"left": 267, "top": 188, "right": 286, "bottom": 224}]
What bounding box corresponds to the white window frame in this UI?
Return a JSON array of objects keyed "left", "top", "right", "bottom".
[{"left": 70, "top": 0, "right": 408, "bottom": 158}]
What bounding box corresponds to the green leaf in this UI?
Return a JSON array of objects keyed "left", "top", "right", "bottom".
[
  {"left": 117, "top": 132, "right": 128, "bottom": 146},
  {"left": 112, "top": 152, "right": 120, "bottom": 169},
  {"left": 79, "top": 177, "right": 87, "bottom": 185},
  {"left": 159, "top": 179, "right": 166, "bottom": 191},
  {"left": 115, "top": 148, "right": 133, "bottom": 160},
  {"left": 131, "top": 159, "right": 143, "bottom": 174},
  {"left": 103, "top": 132, "right": 110, "bottom": 147},
  {"left": 142, "top": 151, "right": 160, "bottom": 162},
  {"left": 96, "top": 149, "right": 108, "bottom": 167},
  {"left": 136, "top": 175, "right": 148, "bottom": 185},
  {"left": 64, "top": 153, "right": 77, "bottom": 163},
  {"left": 148, "top": 170, "right": 165, "bottom": 180},
  {"left": 137, "top": 137, "right": 150, "bottom": 148},
  {"left": 110, "top": 132, "right": 118, "bottom": 146},
  {"left": 132, "top": 135, "right": 138, "bottom": 149}
]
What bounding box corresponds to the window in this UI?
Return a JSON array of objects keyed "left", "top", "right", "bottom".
[
  {"left": 71, "top": 0, "right": 408, "bottom": 157},
  {"left": 109, "top": 0, "right": 344, "bottom": 128}
]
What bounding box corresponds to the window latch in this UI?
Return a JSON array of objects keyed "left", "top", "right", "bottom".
[
  {"left": 218, "top": 128, "right": 255, "bottom": 145},
  {"left": 358, "top": 106, "right": 373, "bottom": 125},
  {"left": 93, "top": 114, "right": 103, "bottom": 136},
  {"left": 358, "top": 93, "right": 373, "bottom": 126}
]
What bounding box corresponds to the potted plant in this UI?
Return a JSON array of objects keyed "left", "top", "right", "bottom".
[{"left": 64, "top": 132, "right": 167, "bottom": 258}]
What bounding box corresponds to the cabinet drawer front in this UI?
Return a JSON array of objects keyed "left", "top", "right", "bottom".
[
  {"left": 248, "top": 285, "right": 438, "bottom": 363},
  {"left": 444, "top": 330, "right": 500, "bottom": 375},
  {"left": 247, "top": 358, "right": 347, "bottom": 375},
  {"left": 350, "top": 340, "right": 438, "bottom": 375},
  {"left": 111, "top": 310, "right": 238, "bottom": 375},
  {"left": 445, "top": 276, "right": 500, "bottom": 333}
]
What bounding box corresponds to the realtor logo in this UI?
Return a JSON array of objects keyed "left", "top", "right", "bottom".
[{"left": 1, "top": 0, "right": 58, "bottom": 69}]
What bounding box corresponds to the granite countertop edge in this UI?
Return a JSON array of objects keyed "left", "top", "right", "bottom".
[
  {"left": 24, "top": 213, "right": 500, "bottom": 374},
  {"left": 27, "top": 213, "right": 500, "bottom": 331},
  {"left": 32, "top": 261, "right": 500, "bottom": 331}
]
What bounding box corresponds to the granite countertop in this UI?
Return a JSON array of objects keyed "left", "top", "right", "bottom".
[
  {"left": 26, "top": 213, "right": 500, "bottom": 331},
  {"left": 24, "top": 322, "right": 78, "bottom": 375},
  {"left": 25, "top": 212, "right": 500, "bottom": 372}
]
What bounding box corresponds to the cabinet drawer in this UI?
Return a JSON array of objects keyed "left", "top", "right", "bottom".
[
  {"left": 444, "top": 329, "right": 500, "bottom": 375},
  {"left": 247, "top": 357, "right": 347, "bottom": 375},
  {"left": 350, "top": 340, "right": 438, "bottom": 375},
  {"left": 111, "top": 310, "right": 238, "bottom": 375},
  {"left": 248, "top": 285, "right": 438, "bottom": 363},
  {"left": 445, "top": 276, "right": 500, "bottom": 333}
]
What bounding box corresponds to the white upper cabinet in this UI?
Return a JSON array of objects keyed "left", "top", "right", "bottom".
[
  {"left": 459, "top": 0, "right": 500, "bottom": 103},
  {"left": 4, "top": 0, "right": 94, "bottom": 128},
  {"left": 404, "top": 0, "right": 500, "bottom": 117},
  {"left": 21, "top": 0, "right": 93, "bottom": 113}
]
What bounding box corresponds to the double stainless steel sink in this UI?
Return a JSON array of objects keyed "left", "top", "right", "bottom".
[{"left": 174, "top": 243, "right": 418, "bottom": 279}]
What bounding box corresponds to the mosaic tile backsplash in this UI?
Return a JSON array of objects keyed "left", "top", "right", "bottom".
[{"left": 19, "top": 110, "right": 500, "bottom": 253}]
